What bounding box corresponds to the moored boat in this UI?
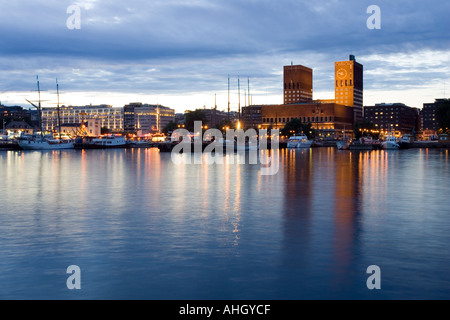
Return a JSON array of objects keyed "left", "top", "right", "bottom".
[
  {"left": 18, "top": 138, "right": 74, "bottom": 150},
  {"left": 399, "top": 135, "right": 414, "bottom": 149},
  {"left": 75, "top": 135, "right": 129, "bottom": 149},
  {"left": 382, "top": 134, "right": 400, "bottom": 150},
  {"left": 337, "top": 140, "right": 350, "bottom": 150},
  {"left": 287, "top": 135, "right": 312, "bottom": 149}
]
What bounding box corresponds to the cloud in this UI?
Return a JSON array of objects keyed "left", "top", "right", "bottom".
[{"left": 0, "top": 0, "right": 449, "bottom": 111}]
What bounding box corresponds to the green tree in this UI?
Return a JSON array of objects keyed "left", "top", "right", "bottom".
[
  {"left": 436, "top": 100, "right": 450, "bottom": 134},
  {"left": 281, "top": 118, "right": 313, "bottom": 139},
  {"left": 185, "top": 109, "right": 208, "bottom": 132}
]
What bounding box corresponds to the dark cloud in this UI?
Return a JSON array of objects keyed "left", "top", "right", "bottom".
[{"left": 0, "top": 0, "right": 449, "bottom": 110}]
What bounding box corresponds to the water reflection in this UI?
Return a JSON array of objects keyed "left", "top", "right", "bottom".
[{"left": 1, "top": 148, "right": 449, "bottom": 299}]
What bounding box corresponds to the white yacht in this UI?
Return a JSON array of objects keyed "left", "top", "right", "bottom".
[
  {"left": 287, "top": 135, "right": 312, "bottom": 149},
  {"left": 87, "top": 135, "right": 128, "bottom": 149},
  {"left": 18, "top": 138, "right": 74, "bottom": 150},
  {"left": 382, "top": 135, "right": 400, "bottom": 150}
]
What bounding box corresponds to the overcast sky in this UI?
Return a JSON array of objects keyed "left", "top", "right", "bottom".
[{"left": 0, "top": 0, "right": 449, "bottom": 113}]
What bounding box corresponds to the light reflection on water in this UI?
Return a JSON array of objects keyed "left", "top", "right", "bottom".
[{"left": 0, "top": 148, "right": 449, "bottom": 300}]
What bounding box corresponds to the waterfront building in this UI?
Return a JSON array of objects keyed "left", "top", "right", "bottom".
[
  {"left": 124, "top": 103, "right": 175, "bottom": 135},
  {"left": 364, "top": 103, "right": 419, "bottom": 136},
  {"left": 4, "top": 120, "right": 34, "bottom": 135},
  {"left": 283, "top": 64, "right": 313, "bottom": 104},
  {"left": 203, "top": 108, "right": 230, "bottom": 129},
  {"left": 242, "top": 105, "right": 263, "bottom": 129},
  {"left": 0, "top": 106, "right": 32, "bottom": 126},
  {"left": 421, "top": 99, "right": 449, "bottom": 138},
  {"left": 60, "top": 119, "right": 101, "bottom": 138},
  {"left": 335, "top": 55, "right": 364, "bottom": 123},
  {"left": 41, "top": 104, "right": 124, "bottom": 133},
  {"left": 261, "top": 101, "right": 354, "bottom": 138}
]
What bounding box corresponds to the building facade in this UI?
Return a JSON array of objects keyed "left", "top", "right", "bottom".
[
  {"left": 1, "top": 106, "right": 33, "bottom": 127},
  {"left": 421, "top": 99, "right": 450, "bottom": 134},
  {"left": 335, "top": 55, "right": 364, "bottom": 123},
  {"left": 261, "top": 102, "right": 354, "bottom": 138},
  {"left": 203, "top": 108, "right": 230, "bottom": 129},
  {"left": 124, "top": 103, "right": 175, "bottom": 134},
  {"left": 4, "top": 120, "right": 34, "bottom": 135},
  {"left": 364, "top": 103, "right": 419, "bottom": 136},
  {"left": 242, "top": 105, "right": 262, "bottom": 129},
  {"left": 283, "top": 64, "right": 313, "bottom": 104},
  {"left": 41, "top": 104, "right": 124, "bottom": 133}
]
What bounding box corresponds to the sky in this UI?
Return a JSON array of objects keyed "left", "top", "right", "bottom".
[{"left": 0, "top": 0, "right": 449, "bottom": 113}]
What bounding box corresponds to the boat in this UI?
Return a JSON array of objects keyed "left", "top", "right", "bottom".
[
  {"left": 349, "top": 137, "right": 382, "bottom": 150},
  {"left": 128, "top": 140, "right": 154, "bottom": 148},
  {"left": 382, "top": 134, "right": 400, "bottom": 150},
  {"left": 0, "top": 136, "right": 21, "bottom": 150},
  {"left": 337, "top": 140, "right": 350, "bottom": 150},
  {"left": 18, "top": 77, "right": 74, "bottom": 151},
  {"left": 399, "top": 134, "right": 413, "bottom": 149},
  {"left": 337, "top": 126, "right": 351, "bottom": 150},
  {"left": 76, "top": 135, "right": 129, "bottom": 149},
  {"left": 287, "top": 135, "right": 312, "bottom": 149},
  {"left": 18, "top": 138, "right": 74, "bottom": 150}
]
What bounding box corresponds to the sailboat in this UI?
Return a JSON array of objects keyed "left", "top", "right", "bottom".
[
  {"left": 18, "top": 77, "right": 74, "bottom": 150},
  {"left": 337, "top": 126, "right": 351, "bottom": 150}
]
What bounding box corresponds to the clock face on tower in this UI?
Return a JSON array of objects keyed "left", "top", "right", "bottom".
[{"left": 337, "top": 68, "right": 347, "bottom": 79}]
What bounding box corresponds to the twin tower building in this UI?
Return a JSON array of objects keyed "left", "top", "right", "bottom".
[{"left": 251, "top": 55, "right": 363, "bottom": 138}]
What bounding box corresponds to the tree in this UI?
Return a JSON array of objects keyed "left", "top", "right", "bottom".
[
  {"left": 215, "top": 119, "right": 234, "bottom": 132},
  {"left": 436, "top": 100, "right": 450, "bottom": 134},
  {"left": 354, "top": 120, "right": 378, "bottom": 139},
  {"left": 185, "top": 110, "right": 208, "bottom": 132},
  {"left": 281, "top": 118, "right": 313, "bottom": 139},
  {"left": 162, "top": 121, "right": 178, "bottom": 135}
]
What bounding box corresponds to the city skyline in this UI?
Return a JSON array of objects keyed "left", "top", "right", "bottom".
[{"left": 0, "top": 0, "right": 449, "bottom": 113}]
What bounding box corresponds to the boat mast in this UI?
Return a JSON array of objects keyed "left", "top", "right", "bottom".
[
  {"left": 248, "top": 77, "right": 250, "bottom": 107},
  {"left": 56, "top": 79, "right": 62, "bottom": 140},
  {"left": 25, "top": 76, "right": 44, "bottom": 138},
  {"left": 238, "top": 76, "right": 241, "bottom": 124},
  {"left": 228, "top": 74, "right": 230, "bottom": 120},
  {"left": 37, "top": 76, "right": 43, "bottom": 138}
]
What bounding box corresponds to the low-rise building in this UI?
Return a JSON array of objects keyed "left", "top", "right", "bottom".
[{"left": 5, "top": 120, "right": 34, "bottom": 135}]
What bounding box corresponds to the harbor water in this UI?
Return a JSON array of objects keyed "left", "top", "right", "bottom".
[{"left": 0, "top": 148, "right": 449, "bottom": 300}]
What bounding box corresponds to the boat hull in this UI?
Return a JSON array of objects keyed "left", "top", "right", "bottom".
[
  {"left": 382, "top": 142, "right": 400, "bottom": 150},
  {"left": 287, "top": 142, "right": 312, "bottom": 149},
  {"left": 337, "top": 141, "right": 350, "bottom": 150},
  {"left": 74, "top": 143, "right": 129, "bottom": 150},
  {"left": 18, "top": 141, "right": 74, "bottom": 150}
]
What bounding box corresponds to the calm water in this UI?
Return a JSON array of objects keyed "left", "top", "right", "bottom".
[{"left": 0, "top": 147, "right": 449, "bottom": 300}]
